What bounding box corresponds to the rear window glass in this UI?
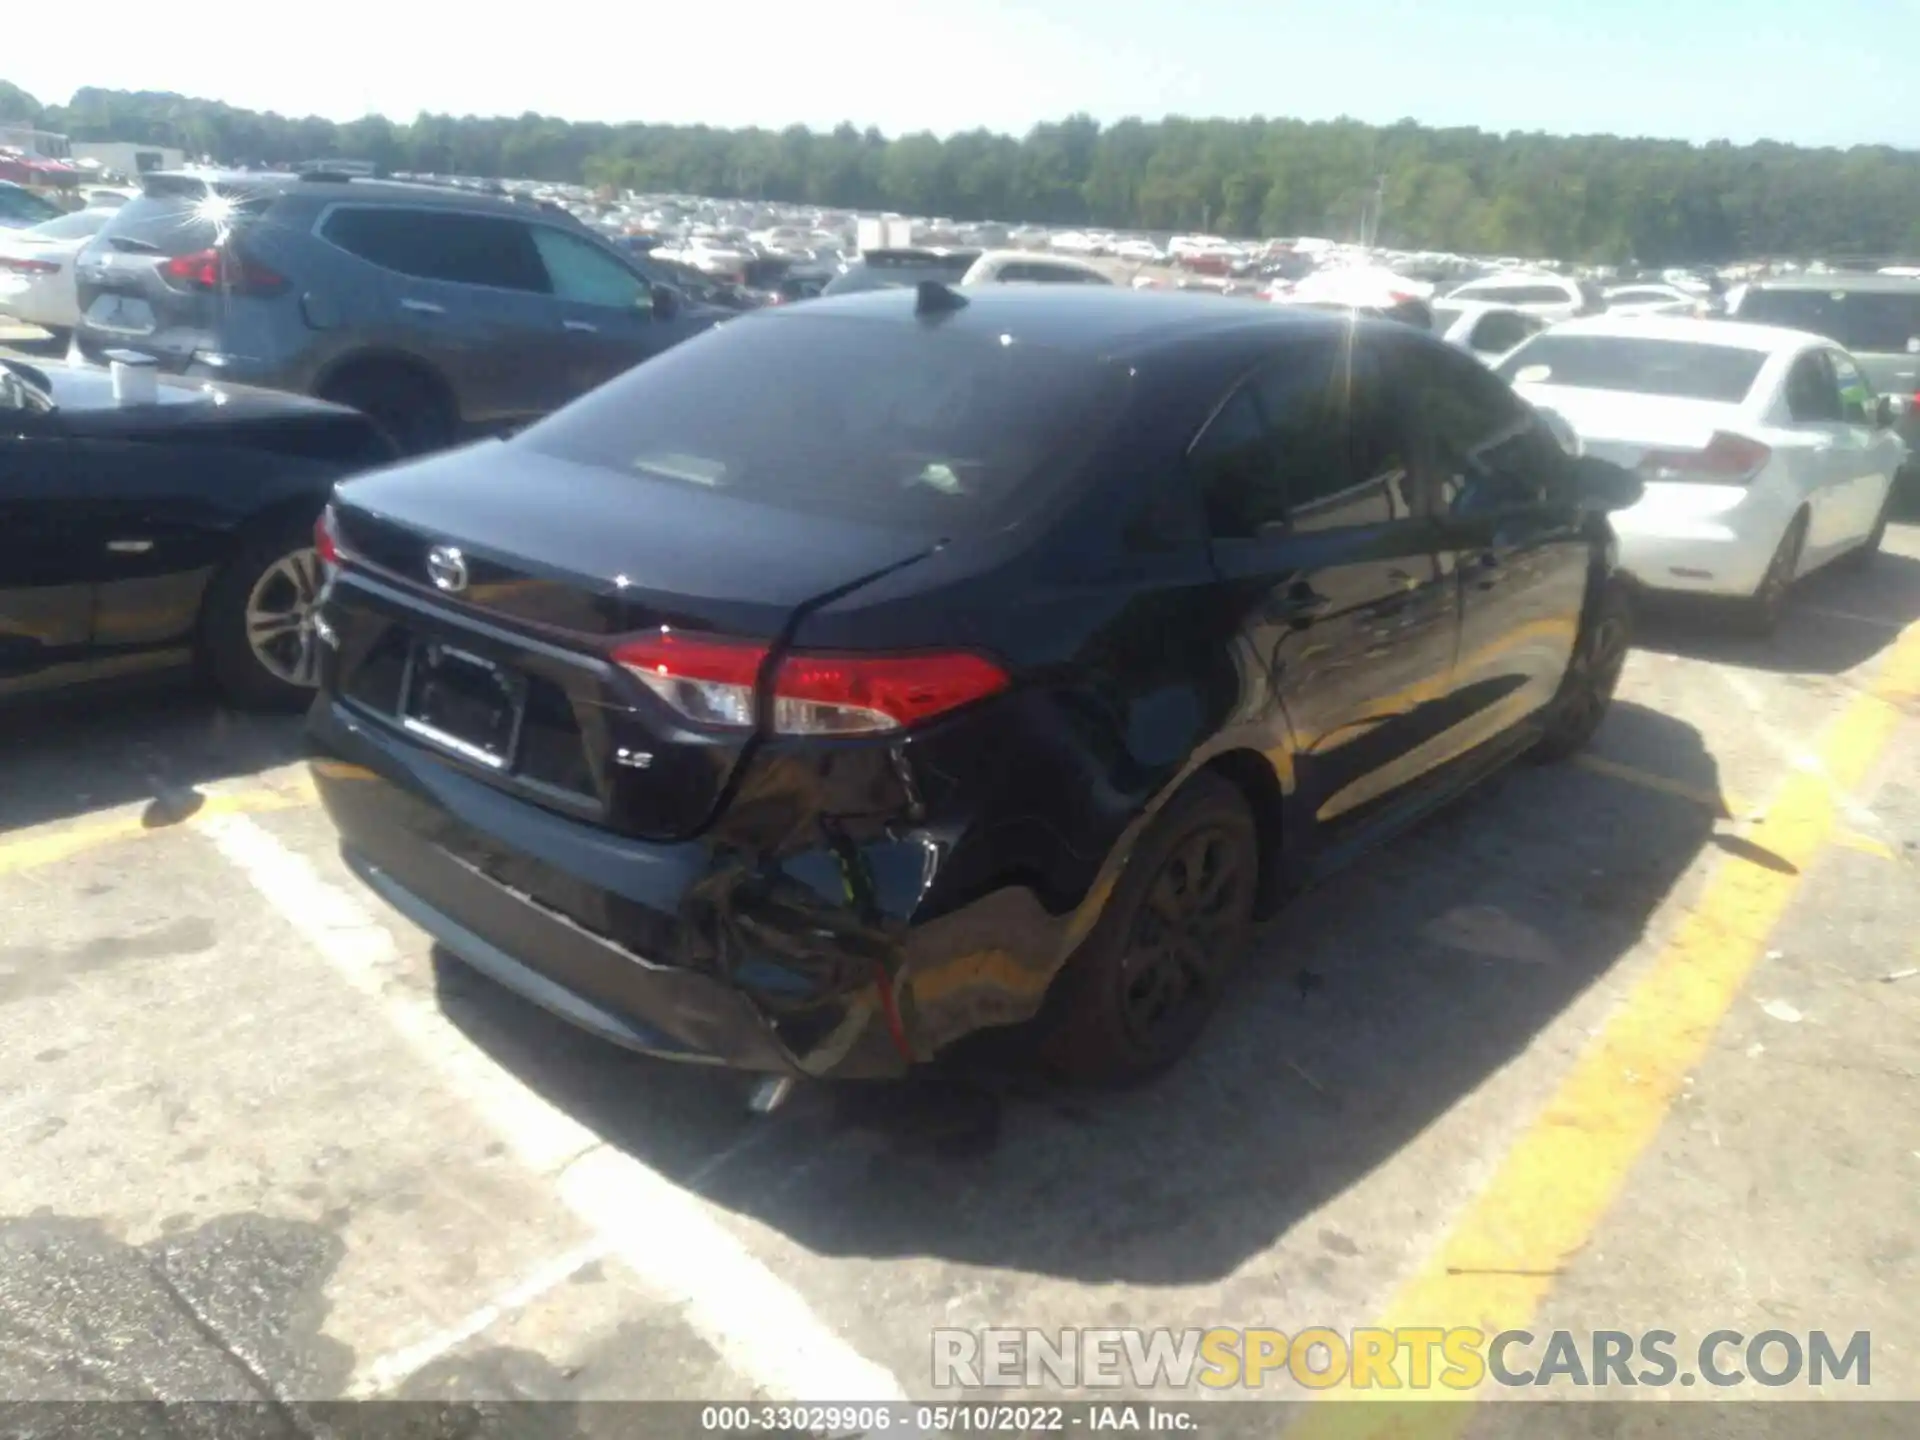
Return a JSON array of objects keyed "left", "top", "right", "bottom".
[
  {"left": 1431, "top": 305, "right": 1464, "bottom": 332},
  {"left": 1497, "top": 335, "right": 1766, "bottom": 403},
  {"left": 519, "top": 312, "right": 1128, "bottom": 535},
  {"left": 1733, "top": 288, "right": 1920, "bottom": 354},
  {"left": 94, "top": 180, "right": 275, "bottom": 257}
]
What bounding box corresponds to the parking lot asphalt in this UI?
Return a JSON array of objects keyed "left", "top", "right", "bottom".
[{"left": 3, "top": 327, "right": 1919, "bottom": 1411}]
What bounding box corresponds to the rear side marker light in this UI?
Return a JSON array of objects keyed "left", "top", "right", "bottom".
[
  {"left": 1636, "top": 430, "right": 1772, "bottom": 486},
  {"left": 315, "top": 505, "right": 346, "bottom": 567},
  {"left": 611, "top": 631, "right": 1009, "bottom": 736}
]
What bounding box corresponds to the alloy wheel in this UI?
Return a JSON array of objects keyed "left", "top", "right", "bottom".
[
  {"left": 243, "top": 546, "right": 326, "bottom": 689},
  {"left": 1117, "top": 825, "right": 1249, "bottom": 1050}
]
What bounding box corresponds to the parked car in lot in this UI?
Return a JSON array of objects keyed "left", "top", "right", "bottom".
[
  {"left": 1723, "top": 274, "right": 1920, "bottom": 492},
  {"left": 0, "top": 354, "right": 396, "bottom": 707},
  {"left": 68, "top": 171, "right": 724, "bottom": 454},
  {"left": 1429, "top": 300, "right": 1550, "bottom": 363},
  {"left": 1603, "top": 282, "right": 1710, "bottom": 317},
  {"left": 1498, "top": 315, "right": 1905, "bottom": 633},
  {"left": 307, "top": 286, "right": 1640, "bottom": 1086},
  {"left": 821, "top": 247, "right": 981, "bottom": 295},
  {"left": 960, "top": 251, "right": 1113, "bottom": 285},
  {"left": 1443, "top": 272, "right": 1605, "bottom": 322},
  {"left": 0, "top": 206, "right": 118, "bottom": 342}
]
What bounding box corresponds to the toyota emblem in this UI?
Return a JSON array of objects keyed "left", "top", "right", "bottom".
[{"left": 426, "top": 545, "right": 469, "bottom": 594}]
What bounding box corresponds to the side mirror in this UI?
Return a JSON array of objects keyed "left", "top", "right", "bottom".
[
  {"left": 1875, "top": 395, "right": 1895, "bottom": 430},
  {"left": 1570, "top": 454, "right": 1644, "bottom": 513},
  {"left": 650, "top": 283, "right": 682, "bottom": 321}
]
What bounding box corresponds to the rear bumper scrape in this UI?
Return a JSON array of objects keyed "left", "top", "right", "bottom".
[{"left": 307, "top": 697, "right": 1082, "bottom": 1077}]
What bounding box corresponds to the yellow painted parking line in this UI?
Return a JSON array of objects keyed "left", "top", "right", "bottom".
[
  {"left": 0, "top": 774, "right": 317, "bottom": 879},
  {"left": 1291, "top": 621, "right": 1920, "bottom": 1436},
  {"left": 1573, "top": 753, "right": 1743, "bottom": 817}
]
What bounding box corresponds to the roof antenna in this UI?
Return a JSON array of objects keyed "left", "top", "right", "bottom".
[{"left": 915, "top": 279, "right": 969, "bottom": 316}]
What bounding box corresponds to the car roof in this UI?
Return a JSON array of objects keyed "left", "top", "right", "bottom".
[
  {"left": 1743, "top": 274, "right": 1920, "bottom": 293},
  {"left": 760, "top": 283, "right": 1359, "bottom": 358},
  {"left": 1536, "top": 314, "right": 1818, "bottom": 353},
  {"left": 1453, "top": 272, "right": 1572, "bottom": 287},
  {"left": 139, "top": 170, "right": 552, "bottom": 216},
  {"left": 1430, "top": 298, "right": 1531, "bottom": 315},
  {"left": 972, "top": 249, "right": 1102, "bottom": 268}
]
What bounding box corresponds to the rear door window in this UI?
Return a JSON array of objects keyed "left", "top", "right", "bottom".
[
  {"left": 321, "top": 207, "right": 550, "bottom": 292},
  {"left": 1785, "top": 352, "right": 1843, "bottom": 423}
]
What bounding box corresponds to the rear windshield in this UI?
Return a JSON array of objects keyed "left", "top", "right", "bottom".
[
  {"left": 92, "top": 178, "right": 277, "bottom": 257},
  {"left": 1733, "top": 287, "right": 1920, "bottom": 354},
  {"left": 1497, "top": 334, "right": 1767, "bottom": 403},
  {"left": 519, "top": 311, "right": 1127, "bottom": 535}
]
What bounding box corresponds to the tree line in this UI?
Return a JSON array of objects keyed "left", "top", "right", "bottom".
[{"left": 8, "top": 81, "right": 1920, "bottom": 265}]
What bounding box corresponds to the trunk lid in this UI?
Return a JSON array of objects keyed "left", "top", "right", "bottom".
[
  {"left": 1515, "top": 385, "right": 1751, "bottom": 469},
  {"left": 324, "top": 441, "right": 941, "bottom": 839}
]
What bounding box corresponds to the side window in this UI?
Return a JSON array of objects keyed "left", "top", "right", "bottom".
[
  {"left": 530, "top": 227, "right": 649, "bottom": 309},
  {"left": 997, "top": 263, "right": 1041, "bottom": 282},
  {"left": 1828, "top": 351, "right": 1873, "bottom": 424},
  {"left": 1470, "top": 311, "right": 1533, "bottom": 354},
  {"left": 322, "top": 208, "right": 549, "bottom": 293},
  {"left": 1256, "top": 342, "right": 1406, "bottom": 533},
  {"left": 1405, "top": 343, "right": 1550, "bottom": 512},
  {"left": 1190, "top": 389, "right": 1282, "bottom": 539},
  {"left": 1784, "top": 352, "right": 1842, "bottom": 424}
]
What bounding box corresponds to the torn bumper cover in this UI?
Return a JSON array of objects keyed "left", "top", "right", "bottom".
[{"left": 306, "top": 698, "right": 1077, "bottom": 1079}]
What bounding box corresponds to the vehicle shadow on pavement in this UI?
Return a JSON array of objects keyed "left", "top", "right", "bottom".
[
  {"left": 0, "top": 687, "right": 306, "bottom": 834},
  {"left": 434, "top": 698, "right": 1730, "bottom": 1288},
  {"left": 1632, "top": 547, "right": 1920, "bottom": 677}
]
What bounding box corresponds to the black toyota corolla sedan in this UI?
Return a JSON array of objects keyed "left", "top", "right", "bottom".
[
  {"left": 1, "top": 355, "right": 396, "bottom": 708},
  {"left": 307, "top": 285, "right": 1640, "bottom": 1084}
]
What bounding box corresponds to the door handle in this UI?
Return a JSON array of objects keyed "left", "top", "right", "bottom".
[
  {"left": 563, "top": 320, "right": 600, "bottom": 334},
  {"left": 400, "top": 298, "right": 445, "bottom": 315},
  {"left": 1274, "top": 581, "right": 1333, "bottom": 628}
]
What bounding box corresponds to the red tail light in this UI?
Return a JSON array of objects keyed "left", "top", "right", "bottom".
[
  {"left": 160, "top": 246, "right": 289, "bottom": 296},
  {"left": 1636, "top": 430, "right": 1772, "bottom": 485},
  {"left": 314, "top": 506, "right": 344, "bottom": 567},
  {"left": 611, "top": 631, "right": 1009, "bottom": 736},
  {"left": 0, "top": 256, "right": 60, "bottom": 276}
]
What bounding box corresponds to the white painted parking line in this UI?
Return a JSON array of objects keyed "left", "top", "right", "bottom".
[
  {"left": 193, "top": 807, "right": 908, "bottom": 1405},
  {"left": 350, "top": 1239, "right": 612, "bottom": 1397},
  {"left": 1712, "top": 666, "right": 1887, "bottom": 833}
]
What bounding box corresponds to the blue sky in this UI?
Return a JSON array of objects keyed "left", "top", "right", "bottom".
[{"left": 13, "top": 0, "right": 1918, "bottom": 148}]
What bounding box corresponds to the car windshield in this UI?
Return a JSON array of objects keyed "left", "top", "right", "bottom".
[
  {"left": 19, "top": 209, "right": 113, "bottom": 242},
  {"left": 1734, "top": 287, "right": 1920, "bottom": 354},
  {"left": 1497, "top": 334, "right": 1768, "bottom": 402},
  {"left": 519, "top": 312, "right": 1128, "bottom": 535}
]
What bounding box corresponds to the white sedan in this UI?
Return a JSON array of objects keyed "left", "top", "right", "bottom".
[
  {"left": 0, "top": 206, "right": 117, "bottom": 338},
  {"left": 1496, "top": 316, "right": 1907, "bottom": 632}
]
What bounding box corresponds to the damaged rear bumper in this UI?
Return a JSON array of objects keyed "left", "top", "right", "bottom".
[{"left": 306, "top": 698, "right": 1078, "bottom": 1079}]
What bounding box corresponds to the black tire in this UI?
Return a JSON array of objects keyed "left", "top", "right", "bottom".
[
  {"left": 1042, "top": 772, "right": 1258, "bottom": 1085},
  {"left": 1734, "top": 509, "right": 1808, "bottom": 637},
  {"left": 320, "top": 361, "right": 455, "bottom": 456},
  {"left": 1530, "top": 574, "right": 1632, "bottom": 764},
  {"left": 200, "top": 523, "right": 328, "bottom": 711}
]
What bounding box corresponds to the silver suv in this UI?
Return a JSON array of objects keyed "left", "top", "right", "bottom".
[{"left": 71, "top": 171, "right": 722, "bottom": 452}]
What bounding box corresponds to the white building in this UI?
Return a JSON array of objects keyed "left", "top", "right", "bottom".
[
  {"left": 0, "top": 123, "right": 71, "bottom": 159},
  {"left": 69, "top": 141, "right": 187, "bottom": 177}
]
